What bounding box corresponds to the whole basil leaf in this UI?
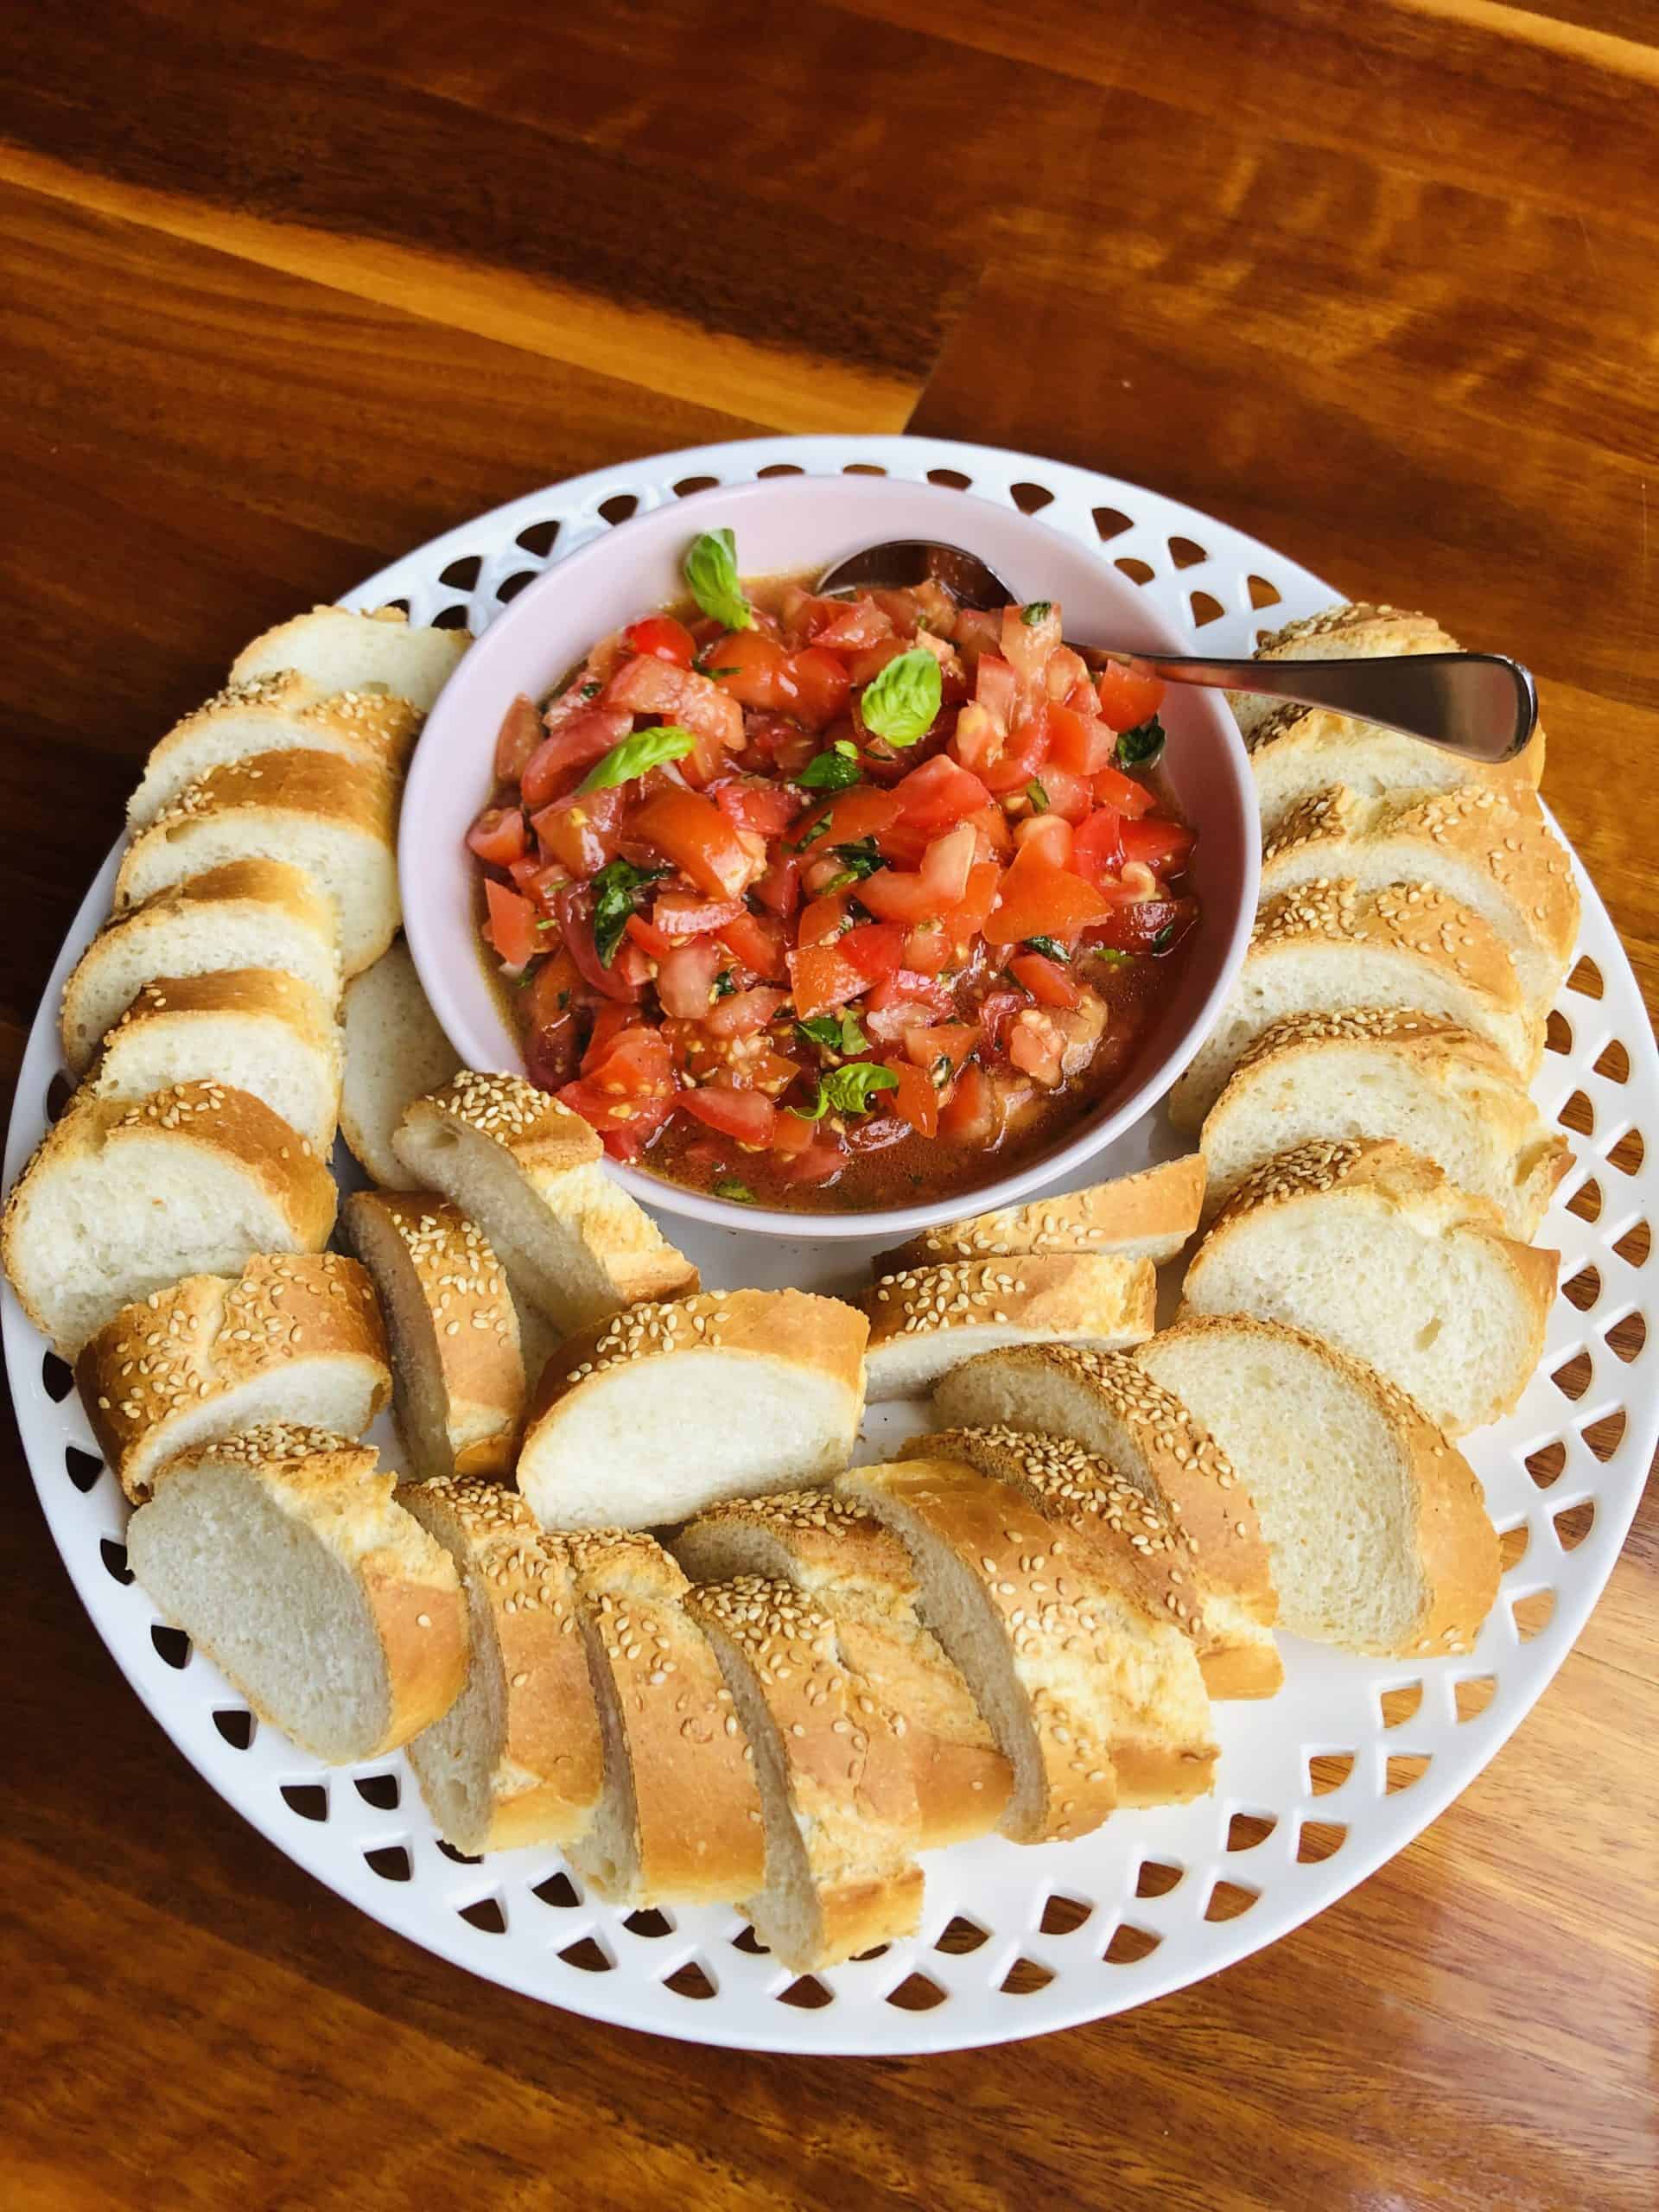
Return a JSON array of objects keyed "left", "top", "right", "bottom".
[
  {"left": 683, "top": 529, "right": 753, "bottom": 631},
  {"left": 860, "top": 647, "right": 942, "bottom": 747},
  {"left": 577, "top": 723, "right": 696, "bottom": 792},
  {"left": 1115, "top": 714, "right": 1166, "bottom": 768},
  {"left": 589, "top": 858, "right": 668, "bottom": 966},
  {"left": 790, "top": 1062, "right": 900, "bottom": 1120}
]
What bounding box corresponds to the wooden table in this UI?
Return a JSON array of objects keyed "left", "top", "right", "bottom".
[{"left": 3, "top": 4, "right": 1655, "bottom": 2206}]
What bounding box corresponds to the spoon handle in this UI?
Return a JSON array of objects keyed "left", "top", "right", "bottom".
[{"left": 1088, "top": 648, "right": 1537, "bottom": 765}]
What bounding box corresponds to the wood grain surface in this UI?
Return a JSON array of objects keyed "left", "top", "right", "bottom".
[{"left": 2, "top": 3, "right": 1655, "bottom": 2206}]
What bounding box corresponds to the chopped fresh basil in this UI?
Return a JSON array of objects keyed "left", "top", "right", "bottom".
[
  {"left": 789, "top": 1062, "right": 900, "bottom": 1121},
  {"left": 712, "top": 969, "right": 736, "bottom": 999},
  {"left": 827, "top": 836, "right": 884, "bottom": 881},
  {"left": 793, "top": 811, "right": 833, "bottom": 849},
  {"left": 1020, "top": 601, "right": 1054, "bottom": 626},
  {"left": 589, "top": 857, "right": 668, "bottom": 966},
  {"left": 580, "top": 680, "right": 602, "bottom": 699},
  {"left": 1090, "top": 945, "right": 1133, "bottom": 965},
  {"left": 1150, "top": 920, "right": 1177, "bottom": 951},
  {"left": 797, "top": 1011, "right": 869, "bottom": 1056},
  {"left": 1027, "top": 778, "right": 1050, "bottom": 811},
  {"left": 712, "top": 1175, "right": 755, "bottom": 1203},
  {"left": 1022, "top": 936, "right": 1070, "bottom": 962},
  {"left": 578, "top": 724, "right": 696, "bottom": 792},
  {"left": 683, "top": 528, "right": 753, "bottom": 632},
  {"left": 1115, "top": 714, "right": 1166, "bottom": 768},
  {"left": 797, "top": 747, "right": 864, "bottom": 792},
  {"left": 859, "top": 647, "right": 942, "bottom": 747},
  {"left": 931, "top": 1053, "right": 954, "bottom": 1088}
]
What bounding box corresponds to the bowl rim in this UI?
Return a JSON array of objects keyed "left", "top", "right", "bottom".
[{"left": 400, "top": 471, "right": 1259, "bottom": 1241}]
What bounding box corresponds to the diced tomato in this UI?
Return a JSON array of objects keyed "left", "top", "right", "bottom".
[
  {"left": 938, "top": 1063, "right": 994, "bottom": 1141},
  {"left": 1121, "top": 816, "right": 1198, "bottom": 874},
  {"left": 920, "top": 823, "right": 976, "bottom": 905},
  {"left": 1010, "top": 950, "right": 1082, "bottom": 1009},
  {"left": 1033, "top": 766, "right": 1092, "bottom": 823},
  {"left": 484, "top": 880, "right": 540, "bottom": 969},
  {"left": 984, "top": 845, "right": 1116, "bottom": 947},
  {"left": 1090, "top": 762, "right": 1157, "bottom": 818},
  {"left": 714, "top": 911, "right": 788, "bottom": 982},
  {"left": 703, "top": 985, "right": 789, "bottom": 1039},
  {"left": 560, "top": 1024, "right": 676, "bottom": 1152},
  {"left": 847, "top": 636, "right": 910, "bottom": 686},
  {"left": 1009, "top": 1007, "right": 1065, "bottom": 1085},
  {"left": 951, "top": 701, "right": 1002, "bottom": 777},
  {"left": 602, "top": 653, "right": 743, "bottom": 750},
  {"left": 493, "top": 695, "right": 545, "bottom": 784},
  {"left": 867, "top": 971, "right": 955, "bottom": 1017},
  {"left": 1044, "top": 703, "right": 1114, "bottom": 776},
  {"left": 751, "top": 847, "right": 800, "bottom": 918},
  {"left": 815, "top": 601, "right": 893, "bottom": 652},
  {"left": 467, "top": 804, "right": 527, "bottom": 866},
  {"left": 623, "top": 614, "right": 696, "bottom": 668},
  {"left": 952, "top": 607, "right": 1002, "bottom": 661},
  {"left": 975, "top": 654, "right": 1019, "bottom": 731},
  {"left": 625, "top": 911, "right": 674, "bottom": 960},
  {"left": 508, "top": 855, "right": 565, "bottom": 907},
  {"left": 797, "top": 893, "right": 848, "bottom": 948},
  {"left": 942, "top": 859, "right": 1003, "bottom": 942},
  {"left": 841, "top": 920, "right": 906, "bottom": 986},
  {"left": 779, "top": 1140, "right": 847, "bottom": 1185},
  {"left": 582, "top": 1003, "right": 640, "bottom": 1068},
  {"left": 1044, "top": 646, "right": 1093, "bottom": 702},
  {"left": 902, "top": 919, "right": 952, "bottom": 976},
  {"left": 1095, "top": 663, "right": 1166, "bottom": 732},
  {"left": 770, "top": 1110, "right": 818, "bottom": 1157},
  {"left": 1014, "top": 812, "right": 1075, "bottom": 870},
  {"left": 524, "top": 947, "right": 581, "bottom": 1032},
  {"left": 778, "top": 588, "right": 846, "bottom": 643},
  {"left": 890, "top": 753, "right": 993, "bottom": 834},
  {"left": 903, "top": 1021, "right": 978, "bottom": 1071},
  {"left": 712, "top": 775, "right": 799, "bottom": 837},
  {"left": 1001, "top": 602, "right": 1063, "bottom": 683},
  {"left": 1081, "top": 895, "right": 1199, "bottom": 957},
  {"left": 788, "top": 941, "right": 866, "bottom": 1018},
  {"left": 532, "top": 785, "right": 625, "bottom": 876},
  {"left": 704, "top": 630, "right": 798, "bottom": 712},
  {"left": 521, "top": 709, "right": 635, "bottom": 809},
  {"left": 888, "top": 1060, "right": 938, "bottom": 1138},
  {"left": 746, "top": 714, "right": 819, "bottom": 779},
  {"left": 791, "top": 785, "right": 901, "bottom": 853},
  {"left": 679, "top": 1084, "right": 776, "bottom": 1147},
  {"left": 555, "top": 886, "right": 640, "bottom": 1004},
  {"left": 976, "top": 989, "right": 1027, "bottom": 1053},
  {"left": 653, "top": 887, "right": 744, "bottom": 938},
  {"left": 655, "top": 939, "right": 723, "bottom": 1018},
  {"left": 979, "top": 710, "right": 1050, "bottom": 796},
  {"left": 1073, "top": 804, "right": 1125, "bottom": 885},
  {"left": 965, "top": 803, "right": 1014, "bottom": 857},
  {"left": 632, "top": 789, "right": 755, "bottom": 900},
  {"left": 854, "top": 868, "right": 938, "bottom": 925},
  {"left": 785, "top": 645, "right": 854, "bottom": 731}
]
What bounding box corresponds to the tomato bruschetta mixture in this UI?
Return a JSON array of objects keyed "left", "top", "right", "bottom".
[{"left": 468, "top": 529, "right": 1198, "bottom": 1209}]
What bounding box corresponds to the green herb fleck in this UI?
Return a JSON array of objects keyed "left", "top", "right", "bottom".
[
  {"left": 1150, "top": 920, "right": 1177, "bottom": 951},
  {"left": 1027, "top": 779, "right": 1050, "bottom": 811},
  {"left": 712, "top": 969, "right": 736, "bottom": 999},
  {"left": 797, "top": 747, "right": 864, "bottom": 792},
  {"left": 580, "top": 680, "right": 602, "bottom": 700},
  {"left": 589, "top": 857, "right": 669, "bottom": 966},
  {"left": 1115, "top": 715, "right": 1166, "bottom": 768},
  {"left": 860, "top": 647, "right": 942, "bottom": 747},
  {"left": 1020, "top": 601, "right": 1054, "bottom": 626},
  {"left": 827, "top": 836, "right": 884, "bottom": 882},
  {"left": 793, "top": 812, "right": 833, "bottom": 849},
  {"left": 1022, "top": 936, "right": 1069, "bottom": 962},
  {"left": 931, "top": 1053, "right": 953, "bottom": 1088},
  {"left": 683, "top": 529, "right": 753, "bottom": 632},
  {"left": 578, "top": 724, "right": 696, "bottom": 792},
  {"left": 1090, "top": 945, "right": 1133, "bottom": 965},
  {"left": 789, "top": 1062, "right": 901, "bottom": 1121},
  {"left": 712, "top": 1175, "right": 756, "bottom": 1203},
  {"left": 797, "top": 1011, "right": 869, "bottom": 1056}
]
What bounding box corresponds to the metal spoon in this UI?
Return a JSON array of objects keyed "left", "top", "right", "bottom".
[{"left": 816, "top": 538, "right": 1537, "bottom": 764}]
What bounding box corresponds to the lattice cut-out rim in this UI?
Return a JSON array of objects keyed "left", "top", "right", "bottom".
[{"left": 4, "top": 433, "right": 1656, "bottom": 2056}]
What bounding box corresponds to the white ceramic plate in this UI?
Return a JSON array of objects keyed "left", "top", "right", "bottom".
[{"left": 6, "top": 434, "right": 1655, "bottom": 2055}]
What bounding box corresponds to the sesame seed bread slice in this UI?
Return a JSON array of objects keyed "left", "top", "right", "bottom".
[
  {"left": 126, "top": 1425, "right": 467, "bottom": 1760},
  {"left": 342, "top": 1192, "right": 525, "bottom": 1484},
  {"left": 3, "top": 1084, "right": 337, "bottom": 1357},
  {"left": 898, "top": 1427, "right": 1217, "bottom": 1802},
  {"left": 396, "top": 1477, "right": 603, "bottom": 1854},
  {"left": 836, "top": 1458, "right": 1122, "bottom": 1844},
  {"left": 872, "top": 1154, "right": 1206, "bottom": 1276},
  {"left": 671, "top": 1491, "right": 1012, "bottom": 1848},
  {"left": 931, "top": 1346, "right": 1282, "bottom": 1700},
  {"left": 76, "top": 1255, "right": 391, "bottom": 1503},
  {"left": 128, "top": 673, "right": 423, "bottom": 830},
  {"left": 1199, "top": 1010, "right": 1571, "bottom": 1236},
  {"left": 113, "top": 750, "right": 401, "bottom": 977},
  {"left": 563, "top": 1529, "right": 766, "bottom": 1905},
  {"left": 339, "top": 940, "right": 461, "bottom": 1188},
  {"left": 1137, "top": 1317, "right": 1500, "bottom": 1656},
  {"left": 1258, "top": 783, "right": 1579, "bottom": 1011},
  {"left": 1167, "top": 880, "right": 1543, "bottom": 1132},
  {"left": 59, "top": 860, "right": 341, "bottom": 1074},
  {"left": 1180, "top": 1138, "right": 1558, "bottom": 1435},
  {"left": 1246, "top": 709, "right": 1545, "bottom": 840},
  {"left": 687, "top": 1577, "right": 924, "bottom": 1971},
  {"left": 518, "top": 1290, "right": 868, "bottom": 1530},
  {"left": 1230, "top": 603, "right": 1464, "bottom": 746},
  {"left": 86, "top": 969, "right": 344, "bottom": 1154},
  {"left": 392, "top": 1072, "right": 697, "bottom": 1333},
  {"left": 230, "top": 604, "right": 471, "bottom": 715},
  {"left": 861, "top": 1254, "right": 1157, "bottom": 1402}
]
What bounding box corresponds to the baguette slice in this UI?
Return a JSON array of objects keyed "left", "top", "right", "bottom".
[
  {"left": 837, "top": 1459, "right": 1118, "bottom": 1842},
  {"left": 59, "top": 859, "right": 341, "bottom": 1074},
  {"left": 932, "top": 1345, "right": 1281, "bottom": 1700},
  {"left": 231, "top": 603, "right": 471, "bottom": 713},
  {"left": 397, "top": 1476, "right": 603, "bottom": 1853},
  {"left": 1138, "top": 1316, "right": 1500, "bottom": 1656},
  {"left": 114, "top": 750, "right": 401, "bottom": 976},
  {"left": 1199, "top": 1009, "right": 1571, "bottom": 1236},
  {"left": 861, "top": 1253, "right": 1156, "bottom": 1402},
  {"left": 343, "top": 1192, "right": 524, "bottom": 1483},
  {"left": 563, "top": 1530, "right": 766, "bottom": 1905},
  {"left": 1230, "top": 603, "right": 1464, "bottom": 746},
  {"left": 1247, "top": 707, "right": 1545, "bottom": 839},
  {"left": 86, "top": 969, "right": 343, "bottom": 1154},
  {"left": 1259, "top": 784, "right": 1578, "bottom": 1010},
  {"left": 520, "top": 1290, "right": 868, "bottom": 1530},
  {"left": 77, "top": 1255, "right": 390, "bottom": 1502},
  {"left": 671, "top": 1491, "right": 1012, "bottom": 1847},
  {"left": 1168, "top": 880, "right": 1543, "bottom": 1131},
  {"left": 392, "top": 1073, "right": 696, "bottom": 1332},
  {"left": 3, "top": 1084, "right": 336, "bottom": 1357},
  {"left": 687, "top": 1577, "right": 923, "bottom": 1972},
  {"left": 339, "top": 940, "right": 461, "bottom": 1188},
  {"left": 873, "top": 1155, "right": 1205, "bottom": 1275},
  {"left": 896, "top": 1428, "right": 1217, "bottom": 1802},
  {"left": 128, "top": 673, "right": 422, "bottom": 830},
  {"left": 1181, "top": 1137, "right": 1558, "bottom": 1435},
  {"left": 126, "top": 1425, "right": 467, "bottom": 1759}
]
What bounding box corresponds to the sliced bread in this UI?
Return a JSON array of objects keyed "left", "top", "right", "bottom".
[
  {"left": 931, "top": 1345, "right": 1281, "bottom": 1700},
  {"left": 872, "top": 1154, "right": 1205, "bottom": 1275},
  {"left": 563, "top": 1529, "right": 767, "bottom": 1905},
  {"left": 3, "top": 1084, "right": 336, "bottom": 1357},
  {"left": 86, "top": 969, "right": 344, "bottom": 1154},
  {"left": 686, "top": 1576, "right": 923, "bottom": 1971},
  {"left": 861, "top": 1253, "right": 1156, "bottom": 1402},
  {"left": 1258, "top": 783, "right": 1579, "bottom": 1010},
  {"left": 1182, "top": 1137, "right": 1557, "bottom": 1434},
  {"left": 128, "top": 674, "right": 422, "bottom": 830},
  {"left": 339, "top": 940, "right": 461, "bottom": 1188},
  {"left": 392, "top": 1072, "right": 697, "bottom": 1332},
  {"left": 113, "top": 750, "right": 401, "bottom": 976},
  {"left": 396, "top": 1476, "right": 603, "bottom": 1853},
  {"left": 342, "top": 1192, "right": 524, "bottom": 1483},
  {"left": 1247, "top": 708, "right": 1546, "bottom": 839},
  {"left": 77, "top": 1255, "right": 390, "bottom": 1502},
  {"left": 518, "top": 1289, "right": 868, "bottom": 1530},
  {"left": 230, "top": 603, "right": 471, "bottom": 714},
  {"left": 59, "top": 859, "right": 341, "bottom": 1074},
  {"left": 1230, "top": 603, "right": 1464, "bottom": 746},
  {"left": 1168, "top": 880, "right": 1544, "bottom": 1131},
  {"left": 126, "top": 1425, "right": 467, "bottom": 1759},
  {"left": 1137, "top": 1316, "right": 1501, "bottom": 1656},
  {"left": 1199, "top": 1009, "right": 1572, "bottom": 1236},
  {"left": 671, "top": 1491, "right": 1012, "bottom": 1848}
]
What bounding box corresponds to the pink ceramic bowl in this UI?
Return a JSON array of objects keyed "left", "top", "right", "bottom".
[{"left": 400, "top": 473, "right": 1258, "bottom": 1241}]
